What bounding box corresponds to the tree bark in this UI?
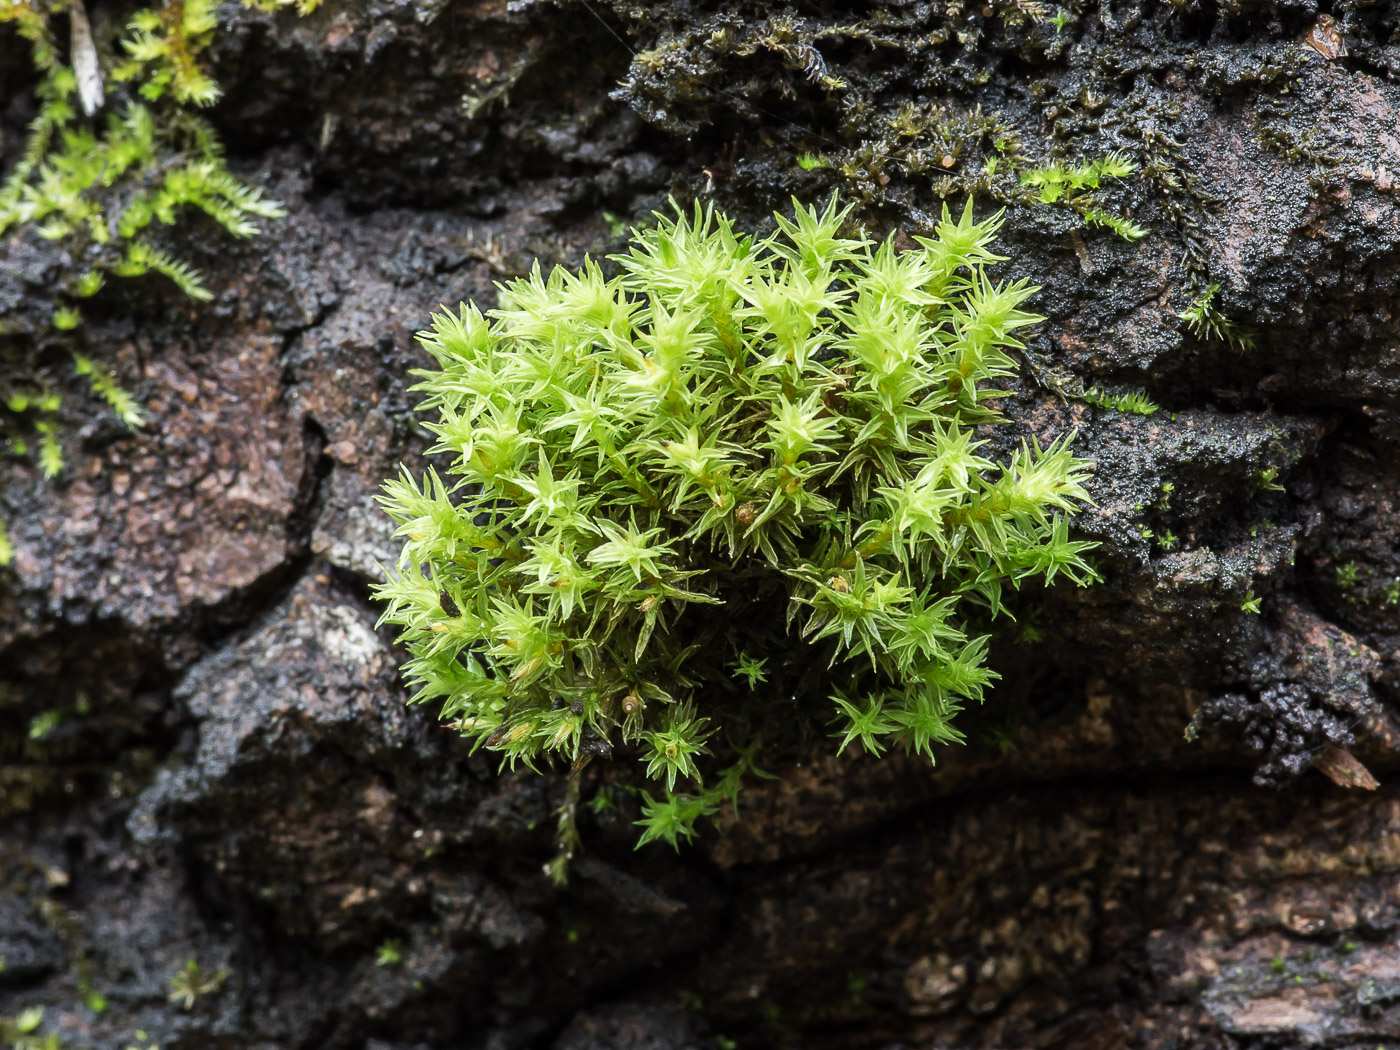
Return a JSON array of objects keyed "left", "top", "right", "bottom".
[{"left": 4, "top": 2, "right": 1400, "bottom": 1048}]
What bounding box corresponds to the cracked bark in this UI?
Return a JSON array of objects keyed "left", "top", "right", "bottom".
[{"left": 4, "top": 1, "right": 1400, "bottom": 1048}]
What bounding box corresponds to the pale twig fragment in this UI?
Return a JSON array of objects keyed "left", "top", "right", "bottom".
[
  {"left": 70, "top": 0, "right": 105, "bottom": 116},
  {"left": 1313, "top": 744, "right": 1378, "bottom": 790}
]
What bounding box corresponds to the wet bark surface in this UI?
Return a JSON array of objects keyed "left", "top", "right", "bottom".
[{"left": 5, "top": 1, "right": 1400, "bottom": 1047}]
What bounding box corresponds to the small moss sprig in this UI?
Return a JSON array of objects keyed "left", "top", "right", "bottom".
[
  {"left": 1020, "top": 151, "right": 1147, "bottom": 241},
  {"left": 1020, "top": 151, "right": 1136, "bottom": 203},
  {"left": 167, "top": 958, "right": 227, "bottom": 1010},
  {"left": 74, "top": 354, "right": 146, "bottom": 428},
  {"left": 376, "top": 198, "right": 1098, "bottom": 847},
  {"left": 1082, "top": 384, "right": 1159, "bottom": 416},
  {"left": 1177, "top": 283, "right": 1257, "bottom": 351}
]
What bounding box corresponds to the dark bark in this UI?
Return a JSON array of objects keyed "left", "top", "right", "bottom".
[{"left": 4, "top": 1, "right": 1400, "bottom": 1047}]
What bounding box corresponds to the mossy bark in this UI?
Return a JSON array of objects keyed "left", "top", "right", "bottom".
[{"left": 4, "top": 1, "right": 1400, "bottom": 1047}]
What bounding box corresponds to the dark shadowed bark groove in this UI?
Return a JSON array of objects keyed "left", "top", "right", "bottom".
[{"left": 5, "top": 1, "right": 1400, "bottom": 1048}]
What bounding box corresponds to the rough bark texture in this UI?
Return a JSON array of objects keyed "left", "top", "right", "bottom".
[{"left": 5, "top": 1, "right": 1400, "bottom": 1047}]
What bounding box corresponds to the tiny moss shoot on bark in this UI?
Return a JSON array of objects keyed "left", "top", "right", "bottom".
[{"left": 375, "top": 197, "right": 1099, "bottom": 850}]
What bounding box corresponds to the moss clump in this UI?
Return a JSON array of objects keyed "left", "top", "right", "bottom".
[{"left": 375, "top": 198, "right": 1097, "bottom": 847}]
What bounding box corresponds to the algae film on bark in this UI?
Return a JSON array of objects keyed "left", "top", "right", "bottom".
[{"left": 374, "top": 197, "right": 1099, "bottom": 849}]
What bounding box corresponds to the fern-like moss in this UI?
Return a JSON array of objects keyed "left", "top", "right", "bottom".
[
  {"left": 74, "top": 355, "right": 146, "bottom": 429},
  {"left": 1, "top": 0, "right": 292, "bottom": 323},
  {"left": 0, "top": 0, "right": 304, "bottom": 530}
]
